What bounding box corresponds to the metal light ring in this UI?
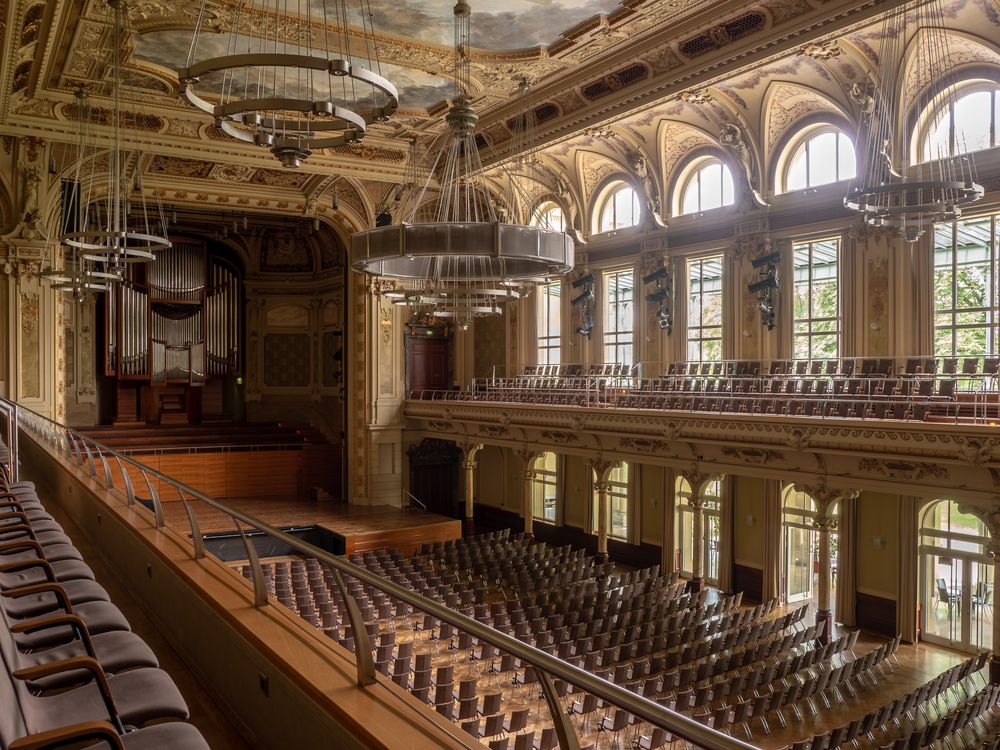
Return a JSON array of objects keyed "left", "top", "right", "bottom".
[
  {"left": 400, "top": 286, "right": 522, "bottom": 299},
  {"left": 848, "top": 192, "right": 982, "bottom": 211},
  {"left": 222, "top": 100, "right": 368, "bottom": 133},
  {"left": 181, "top": 55, "right": 397, "bottom": 103},
  {"left": 395, "top": 292, "right": 522, "bottom": 305},
  {"left": 863, "top": 213, "right": 960, "bottom": 229},
  {"left": 848, "top": 180, "right": 982, "bottom": 196},
  {"left": 350, "top": 222, "right": 575, "bottom": 281},
  {"left": 405, "top": 306, "right": 501, "bottom": 316},
  {"left": 50, "top": 282, "right": 111, "bottom": 292},
  {"left": 80, "top": 253, "right": 152, "bottom": 266}
]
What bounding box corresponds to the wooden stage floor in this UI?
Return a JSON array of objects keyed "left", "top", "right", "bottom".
[{"left": 160, "top": 496, "right": 462, "bottom": 554}]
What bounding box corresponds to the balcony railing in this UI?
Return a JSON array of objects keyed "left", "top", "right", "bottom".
[{"left": 3, "top": 397, "right": 756, "bottom": 750}]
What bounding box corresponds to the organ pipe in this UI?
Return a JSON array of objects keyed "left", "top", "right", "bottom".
[{"left": 107, "top": 238, "right": 240, "bottom": 384}]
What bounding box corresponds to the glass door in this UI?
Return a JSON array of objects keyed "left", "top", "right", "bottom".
[
  {"left": 922, "top": 553, "right": 993, "bottom": 652},
  {"left": 785, "top": 524, "right": 815, "bottom": 603}
]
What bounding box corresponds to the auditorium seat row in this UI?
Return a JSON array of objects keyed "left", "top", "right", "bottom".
[{"left": 0, "top": 459, "right": 209, "bottom": 749}]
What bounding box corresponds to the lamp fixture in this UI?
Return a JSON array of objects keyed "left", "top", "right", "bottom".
[
  {"left": 643, "top": 264, "right": 672, "bottom": 334},
  {"left": 179, "top": 0, "right": 397, "bottom": 168},
  {"left": 747, "top": 247, "right": 779, "bottom": 330},
  {"left": 49, "top": 3, "right": 169, "bottom": 303},
  {"left": 350, "top": 1, "right": 574, "bottom": 326},
  {"left": 844, "top": 0, "right": 982, "bottom": 240}
]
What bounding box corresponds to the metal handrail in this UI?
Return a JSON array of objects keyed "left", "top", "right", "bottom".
[
  {"left": 402, "top": 489, "right": 427, "bottom": 511},
  {"left": 9, "top": 399, "right": 755, "bottom": 750}
]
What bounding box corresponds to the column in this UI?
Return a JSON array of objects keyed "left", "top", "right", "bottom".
[
  {"left": 681, "top": 470, "right": 718, "bottom": 594},
  {"left": 689, "top": 494, "right": 707, "bottom": 593},
  {"left": 515, "top": 450, "right": 540, "bottom": 538},
  {"left": 814, "top": 513, "right": 835, "bottom": 645},
  {"left": 595, "top": 478, "right": 611, "bottom": 561},
  {"left": 459, "top": 443, "right": 482, "bottom": 538},
  {"left": 590, "top": 459, "right": 621, "bottom": 564},
  {"left": 805, "top": 485, "right": 856, "bottom": 645},
  {"left": 992, "top": 544, "right": 1000, "bottom": 683}
]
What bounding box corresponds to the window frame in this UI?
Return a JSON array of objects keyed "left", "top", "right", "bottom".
[
  {"left": 531, "top": 452, "right": 559, "bottom": 524},
  {"left": 686, "top": 254, "right": 724, "bottom": 362},
  {"left": 915, "top": 81, "right": 1000, "bottom": 164},
  {"left": 674, "top": 476, "right": 722, "bottom": 586},
  {"left": 933, "top": 212, "right": 1000, "bottom": 358},
  {"left": 675, "top": 155, "right": 735, "bottom": 216},
  {"left": 531, "top": 201, "right": 567, "bottom": 233},
  {"left": 791, "top": 236, "right": 841, "bottom": 361},
  {"left": 536, "top": 281, "right": 562, "bottom": 365},
  {"left": 603, "top": 268, "right": 635, "bottom": 367},
  {"left": 592, "top": 462, "right": 631, "bottom": 542},
  {"left": 779, "top": 125, "right": 857, "bottom": 194},
  {"left": 595, "top": 181, "right": 641, "bottom": 234}
]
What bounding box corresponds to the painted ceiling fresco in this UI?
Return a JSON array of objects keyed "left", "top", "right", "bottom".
[
  {"left": 132, "top": 31, "right": 457, "bottom": 111},
  {"left": 362, "top": 0, "right": 626, "bottom": 48}
]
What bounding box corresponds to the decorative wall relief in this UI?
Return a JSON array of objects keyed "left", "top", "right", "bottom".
[
  {"left": 259, "top": 229, "right": 312, "bottom": 273},
  {"left": 378, "top": 297, "right": 394, "bottom": 396},
  {"left": 19, "top": 289, "right": 39, "bottom": 398},
  {"left": 856, "top": 458, "right": 949, "bottom": 481},
  {"left": 263, "top": 333, "right": 310, "bottom": 387},
  {"left": 867, "top": 256, "right": 889, "bottom": 356},
  {"left": 265, "top": 304, "right": 309, "bottom": 328}
]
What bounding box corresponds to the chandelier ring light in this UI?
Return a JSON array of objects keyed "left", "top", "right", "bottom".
[{"left": 178, "top": 54, "right": 397, "bottom": 148}]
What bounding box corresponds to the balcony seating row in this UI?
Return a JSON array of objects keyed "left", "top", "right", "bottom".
[{"left": 0, "top": 446, "right": 209, "bottom": 750}]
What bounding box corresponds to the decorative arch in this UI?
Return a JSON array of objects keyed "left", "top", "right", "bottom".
[
  {"left": 590, "top": 176, "right": 642, "bottom": 235},
  {"left": 657, "top": 120, "right": 718, "bottom": 205},
  {"left": 761, "top": 81, "right": 852, "bottom": 159},
  {"left": 576, "top": 149, "right": 631, "bottom": 230},
  {"left": 771, "top": 112, "right": 858, "bottom": 194}
]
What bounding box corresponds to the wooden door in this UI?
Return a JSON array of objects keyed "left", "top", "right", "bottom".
[{"left": 406, "top": 336, "right": 450, "bottom": 395}]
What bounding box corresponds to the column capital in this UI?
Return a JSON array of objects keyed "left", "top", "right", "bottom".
[
  {"left": 514, "top": 449, "right": 541, "bottom": 467},
  {"left": 794, "top": 482, "right": 858, "bottom": 521},
  {"left": 681, "top": 467, "right": 721, "bottom": 502},
  {"left": 589, "top": 458, "right": 622, "bottom": 484},
  {"left": 594, "top": 480, "right": 613, "bottom": 494},
  {"left": 458, "top": 442, "right": 483, "bottom": 467}
]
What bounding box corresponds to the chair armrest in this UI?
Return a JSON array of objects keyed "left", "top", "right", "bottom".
[
  {"left": 0, "top": 539, "right": 45, "bottom": 557},
  {"left": 1, "top": 581, "right": 74, "bottom": 612},
  {"left": 0, "top": 558, "right": 56, "bottom": 582},
  {"left": 8, "top": 720, "right": 125, "bottom": 750},
  {"left": 0, "top": 523, "right": 37, "bottom": 540},
  {"left": 0, "top": 510, "right": 29, "bottom": 523},
  {"left": 10, "top": 613, "right": 96, "bottom": 657},
  {"left": 13, "top": 656, "right": 121, "bottom": 729}
]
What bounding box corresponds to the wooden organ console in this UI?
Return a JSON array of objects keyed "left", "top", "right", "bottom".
[{"left": 106, "top": 238, "right": 241, "bottom": 424}]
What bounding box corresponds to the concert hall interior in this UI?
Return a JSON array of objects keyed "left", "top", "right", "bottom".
[{"left": 6, "top": 0, "right": 1000, "bottom": 749}]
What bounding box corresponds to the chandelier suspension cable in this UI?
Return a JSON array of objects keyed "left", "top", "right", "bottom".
[
  {"left": 845, "top": 0, "right": 982, "bottom": 240},
  {"left": 180, "top": 0, "right": 397, "bottom": 168}
]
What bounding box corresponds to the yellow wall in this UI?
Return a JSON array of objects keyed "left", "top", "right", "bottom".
[
  {"left": 563, "top": 455, "right": 590, "bottom": 529},
  {"left": 475, "top": 445, "right": 507, "bottom": 509},
  {"left": 733, "top": 476, "right": 766, "bottom": 569},
  {"left": 857, "top": 491, "right": 899, "bottom": 600},
  {"left": 639, "top": 464, "right": 665, "bottom": 546}
]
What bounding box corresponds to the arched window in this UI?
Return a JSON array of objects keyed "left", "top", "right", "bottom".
[
  {"left": 678, "top": 157, "right": 734, "bottom": 215},
  {"left": 674, "top": 476, "right": 721, "bottom": 586},
  {"left": 782, "top": 128, "right": 856, "bottom": 192},
  {"left": 592, "top": 463, "right": 630, "bottom": 541},
  {"left": 781, "top": 486, "right": 837, "bottom": 608},
  {"left": 531, "top": 452, "right": 558, "bottom": 523},
  {"left": 920, "top": 86, "right": 1000, "bottom": 162},
  {"left": 532, "top": 202, "right": 566, "bottom": 232},
  {"left": 597, "top": 183, "right": 641, "bottom": 233},
  {"left": 919, "top": 500, "right": 992, "bottom": 652}
]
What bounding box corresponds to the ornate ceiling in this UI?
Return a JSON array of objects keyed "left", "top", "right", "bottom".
[{"left": 2, "top": 0, "right": 1000, "bottom": 248}]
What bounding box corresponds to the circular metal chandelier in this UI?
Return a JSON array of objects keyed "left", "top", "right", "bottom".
[
  {"left": 350, "top": 1, "right": 574, "bottom": 323},
  {"left": 50, "top": 1, "right": 167, "bottom": 302},
  {"left": 844, "top": 0, "right": 983, "bottom": 241},
  {"left": 179, "top": 0, "right": 398, "bottom": 168}
]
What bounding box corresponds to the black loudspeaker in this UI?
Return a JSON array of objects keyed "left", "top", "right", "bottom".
[
  {"left": 61, "top": 179, "right": 79, "bottom": 235},
  {"left": 375, "top": 211, "right": 392, "bottom": 227}
]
